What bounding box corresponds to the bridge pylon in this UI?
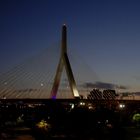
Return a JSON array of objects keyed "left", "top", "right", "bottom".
[{"left": 50, "top": 25, "right": 80, "bottom": 99}]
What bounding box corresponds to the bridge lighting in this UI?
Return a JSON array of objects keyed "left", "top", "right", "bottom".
[{"left": 50, "top": 25, "right": 80, "bottom": 99}]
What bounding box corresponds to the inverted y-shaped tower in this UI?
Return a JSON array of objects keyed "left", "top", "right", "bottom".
[{"left": 50, "top": 25, "right": 80, "bottom": 99}]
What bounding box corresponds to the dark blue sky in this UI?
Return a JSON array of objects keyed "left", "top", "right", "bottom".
[{"left": 1, "top": 0, "right": 140, "bottom": 92}]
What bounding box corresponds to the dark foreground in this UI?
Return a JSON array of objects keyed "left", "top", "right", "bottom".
[{"left": 0, "top": 99, "right": 140, "bottom": 140}]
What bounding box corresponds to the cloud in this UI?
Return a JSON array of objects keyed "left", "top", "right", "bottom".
[
  {"left": 83, "top": 81, "right": 128, "bottom": 90},
  {"left": 116, "top": 85, "right": 128, "bottom": 90}
]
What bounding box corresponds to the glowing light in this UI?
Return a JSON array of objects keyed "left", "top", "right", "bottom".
[
  {"left": 52, "top": 95, "right": 56, "bottom": 99},
  {"left": 132, "top": 113, "right": 140, "bottom": 121},
  {"left": 79, "top": 102, "right": 85, "bottom": 106},
  {"left": 69, "top": 103, "right": 74, "bottom": 109},
  {"left": 119, "top": 103, "right": 125, "bottom": 109},
  {"left": 88, "top": 106, "right": 93, "bottom": 110},
  {"left": 40, "top": 83, "right": 44, "bottom": 86},
  {"left": 36, "top": 120, "right": 48, "bottom": 129}
]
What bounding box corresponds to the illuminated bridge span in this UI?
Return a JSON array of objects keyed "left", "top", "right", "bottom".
[
  {"left": 0, "top": 25, "right": 99, "bottom": 99},
  {"left": 0, "top": 25, "right": 138, "bottom": 100}
]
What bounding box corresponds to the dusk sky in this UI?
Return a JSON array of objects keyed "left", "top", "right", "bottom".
[{"left": 1, "top": 0, "right": 140, "bottom": 92}]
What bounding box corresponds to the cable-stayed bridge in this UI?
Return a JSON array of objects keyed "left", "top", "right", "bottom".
[
  {"left": 0, "top": 25, "right": 140, "bottom": 102},
  {"left": 0, "top": 25, "right": 99, "bottom": 99}
]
